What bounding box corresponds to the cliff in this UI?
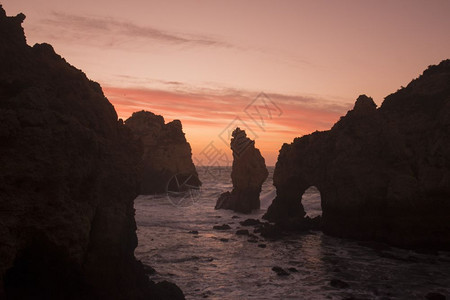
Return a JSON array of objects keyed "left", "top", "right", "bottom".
[
  {"left": 215, "top": 128, "right": 268, "bottom": 213},
  {"left": 125, "top": 111, "right": 201, "bottom": 194},
  {"left": 264, "top": 60, "right": 450, "bottom": 249},
  {"left": 0, "top": 6, "right": 183, "bottom": 299}
]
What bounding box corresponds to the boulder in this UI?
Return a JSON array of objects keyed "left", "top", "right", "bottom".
[
  {"left": 125, "top": 110, "right": 201, "bottom": 194},
  {"left": 0, "top": 6, "right": 183, "bottom": 299},
  {"left": 235, "top": 229, "right": 250, "bottom": 236},
  {"left": 271, "top": 267, "right": 289, "bottom": 276},
  {"left": 215, "top": 128, "right": 268, "bottom": 213},
  {"left": 213, "top": 224, "right": 231, "bottom": 230},
  {"left": 264, "top": 60, "right": 450, "bottom": 249},
  {"left": 239, "top": 219, "right": 261, "bottom": 226}
]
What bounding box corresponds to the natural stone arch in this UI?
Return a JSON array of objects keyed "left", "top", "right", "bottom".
[
  {"left": 264, "top": 86, "right": 450, "bottom": 249},
  {"left": 302, "top": 186, "right": 322, "bottom": 218}
]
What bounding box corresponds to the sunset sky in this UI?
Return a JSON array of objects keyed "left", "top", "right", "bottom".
[{"left": 3, "top": 0, "right": 450, "bottom": 165}]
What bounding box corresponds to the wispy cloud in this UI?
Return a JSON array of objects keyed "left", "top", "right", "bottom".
[
  {"left": 36, "top": 12, "right": 233, "bottom": 49},
  {"left": 102, "top": 84, "right": 354, "bottom": 165},
  {"left": 102, "top": 85, "right": 353, "bottom": 134}
]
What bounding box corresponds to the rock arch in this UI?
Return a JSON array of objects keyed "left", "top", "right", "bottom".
[
  {"left": 302, "top": 186, "right": 322, "bottom": 218},
  {"left": 264, "top": 75, "right": 450, "bottom": 249}
]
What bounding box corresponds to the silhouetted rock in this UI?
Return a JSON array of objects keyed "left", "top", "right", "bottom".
[
  {"left": 151, "top": 281, "right": 185, "bottom": 300},
  {"left": 213, "top": 224, "right": 231, "bottom": 230},
  {"left": 239, "top": 218, "right": 261, "bottom": 226},
  {"left": 236, "top": 229, "right": 250, "bottom": 236},
  {"left": 125, "top": 110, "right": 201, "bottom": 194},
  {"left": 271, "top": 267, "right": 289, "bottom": 276},
  {"left": 288, "top": 267, "right": 298, "bottom": 273},
  {"left": 0, "top": 7, "right": 183, "bottom": 299},
  {"left": 330, "top": 279, "right": 350, "bottom": 289},
  {"left": 257, "top": 244, "right": 267, "bottom": 248},
  {"left": 215, "top": 128, "right": 268, "bottom": 213},
  {"left": 142, "top": 264, "right": 157, "bottom": 275},
  {"left": 264, "top": 60, "right": 450, "bottom": 249}
]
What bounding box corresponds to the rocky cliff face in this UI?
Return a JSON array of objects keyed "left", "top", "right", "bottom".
[
  {"left": 125, "top": 110, "right": 201, "bottom": 194},
  {"left": 0, "top": 7, "right": 183, "bottom": 299},
  {"left": 215, "top": 128, "right": 268, "bottom": 213},
  {"left": 264, "top": 60, "right": 450, "bottom": 249}
]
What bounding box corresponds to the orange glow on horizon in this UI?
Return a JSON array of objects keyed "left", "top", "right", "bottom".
[
  {"left": 3, "top": 0, "right": 449, "bottom": 166},
  {"left": 103, "top": 86, "right": 347, "bottom": 166}
]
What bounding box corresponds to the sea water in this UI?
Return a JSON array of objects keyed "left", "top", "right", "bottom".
[{"left": 134, "top": 167, "right": 450, "bottom": 299}]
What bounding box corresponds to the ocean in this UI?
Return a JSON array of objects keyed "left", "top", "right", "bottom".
[{"left": 134, "top": 167, "right": 450, "bottom": 299}]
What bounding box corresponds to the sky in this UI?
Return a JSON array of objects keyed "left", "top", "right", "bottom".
[{"left": 2, "top": 0, "right": 450, "bottom": 165}]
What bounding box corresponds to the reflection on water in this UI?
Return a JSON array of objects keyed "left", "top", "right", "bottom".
[{"left": 134, "top": 167, "right": 450, "bottom": 299}]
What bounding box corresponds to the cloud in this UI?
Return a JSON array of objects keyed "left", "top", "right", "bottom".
[
  {"left": 36, "top": 12, "right": 233, "bottom": 49},
  {"left": 102, "top": 84, "right": 355, "bottom": 165},
  {"left": 102, "top": 84, "right": 353, "bottom": 134}
]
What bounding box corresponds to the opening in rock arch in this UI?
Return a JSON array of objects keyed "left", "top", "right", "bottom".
[{"left": 301, "top": 186, "right": 322, "bottom": 218}]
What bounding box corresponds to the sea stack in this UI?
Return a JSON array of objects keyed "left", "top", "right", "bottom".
[
  {"left": 0, "top": 7, "right": 183, "bottom": 299},
  {"left": 264, "top": 60, "right": 450, "bottom": 249},
  {"left": 125, "top": 110, "right": 201, "bottom": 195},
  {"left": 215, "top": 128, "right": 268, "bottom": 213}
]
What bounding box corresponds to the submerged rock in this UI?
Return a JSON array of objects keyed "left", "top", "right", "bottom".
[
  {"left": 125, "top": 110, "right": 201, "bottom": 194},
  {"left": 239, "top": 218, "right": 261, "bottom": 226},
  {"left": 271, "top": 267, "right": 289, "bottom": 276},
  {"left": 264, "top": 60, "right": 450, "bottom": 249},
  {"left": 215, "top": 128, "right": 268, "bottom": 213},
  {"left": 0, "top": 6, "right": 183, "bottom": 299},
  {"left": 213, "top": 224, "right": 231, "bottom": 230},
  {"left": 236, "top": 229, "right": 250, "bottom": 236}
]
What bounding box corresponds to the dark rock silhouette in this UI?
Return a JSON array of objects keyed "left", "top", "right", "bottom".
[
  {"left": 213, "top": 224, "right": 231, "bottom": 230},
  {"left": 0, "top": 6, "right": 183, "bottom": 299},
  {"left": 264, "top": 60, "right": 450, "bottom": 249},
  {"left": 125, "top": 110, "right": 200, "bottom": 194},
  {"left": 271, "top": 266, "right": 289, "bottom": 276},
  {"left": 239, "top": 218, "right": 261, "bottom": 226},
  {"left": 215, "top": 128, "right": 268, "bottom": 213},
  {"left": 330, "top": 279, "right": 349, "bottom": 289},
  {"left": 235, "top": 229, "right": 250, "bottom": 235}
]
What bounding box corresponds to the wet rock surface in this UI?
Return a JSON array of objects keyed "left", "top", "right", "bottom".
[{"left": 264, "top": 60, "right": 450, "bottom": 249}]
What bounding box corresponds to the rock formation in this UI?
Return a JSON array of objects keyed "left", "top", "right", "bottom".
[
  {"left": 0, "top": 7, "right": 183, "bottom": 299},
  {"left": 215, "top": 128, "right": 268, "bottom": 213},
  {"left": 125, "top": 111, "right": 201, "bottom": 194},
  {"left": 264, "top": 60, "right": 450, "bottom": 249}
]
